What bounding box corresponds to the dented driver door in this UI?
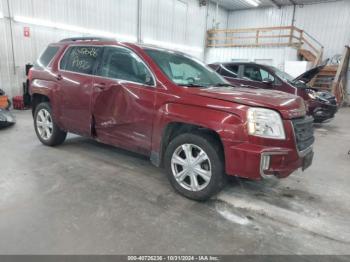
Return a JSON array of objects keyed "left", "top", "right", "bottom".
[{"left": 91, "top": 46, "right": 156, "bottom": 155}]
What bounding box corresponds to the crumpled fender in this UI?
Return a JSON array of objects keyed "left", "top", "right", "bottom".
[{"left": 151, "top": 102, "right": 245, "bottom": 168}]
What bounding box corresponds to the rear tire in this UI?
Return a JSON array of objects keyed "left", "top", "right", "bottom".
[
  {"left": 34, "top": 102, "right": 67, "bottom": 146},
  {"left": 164, "top": 133, "right": 226, "bottom": 201}
]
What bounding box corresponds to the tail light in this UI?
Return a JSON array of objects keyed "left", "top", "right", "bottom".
[
  {"left": 27, "top": 68, "right": 33, "bottom": 94},
  {"left": 28, "top": 68, "right": 33, "bottom": 82}
]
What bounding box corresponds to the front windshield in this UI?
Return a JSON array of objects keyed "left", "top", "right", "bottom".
[
  {"left": 145, "top": 48, "right": 227, "bottom": 87},
  {"left": 271, "top": 66, "right": 295, "bottom": 82}
]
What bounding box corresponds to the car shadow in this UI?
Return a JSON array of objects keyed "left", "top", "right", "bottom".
[{"left": 60, "top": 136, "right": 149, "bottom": 161}]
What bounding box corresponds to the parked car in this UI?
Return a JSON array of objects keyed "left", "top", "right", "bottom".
[
  {"left": 29, "top": 37, "right": 314, "bottom": 200},
  {"left": 0, "top": 108, "right": 16, "bottom": 128},
  {"left": 208, "top": 62, "right": 338, "bottom": 123},
  {"left": 0, "top": 88, "right": 15, "bottom": 128}
]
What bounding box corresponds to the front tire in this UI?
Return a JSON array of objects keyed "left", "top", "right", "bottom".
[
  {"left": 164, "top": 133, "right": 226, "bottom": 201},
  {"left": 34, "top": 102, "right": 67, "bottom": 146}
]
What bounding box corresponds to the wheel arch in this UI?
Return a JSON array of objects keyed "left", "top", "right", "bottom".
[
  {"left": 31, "top": 93, "right": 50, "bottom": 116},
  {"left": 150, "top": 102, "right": 243, "bottom": 166},
  {"left": 153, "top": 121, "right": 225, "bottom": 168}
]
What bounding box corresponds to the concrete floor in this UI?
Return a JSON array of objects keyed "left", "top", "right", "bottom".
[{"left": 0, "top": 108, "right": 350, "bottom": 255}]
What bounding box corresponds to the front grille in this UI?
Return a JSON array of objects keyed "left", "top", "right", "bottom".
[{"left": 292, "top": 116, "right": 315, "bottom": 152}]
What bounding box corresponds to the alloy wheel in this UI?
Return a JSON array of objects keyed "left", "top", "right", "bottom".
[
  {"left": 36, "top": 109, "right": 53, "bottom": 140},
  {"left": 171, "top": 144, "right": 212, "bottom": 192}
]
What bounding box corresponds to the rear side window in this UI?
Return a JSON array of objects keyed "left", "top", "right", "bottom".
[
  {"left": 60, "top": 46, "right": 102, "bottom": 75},
  {"left": 260, "top": 68, "right": 275, "bottom": 82},
  {"left": 97, "top": 46, "right": 154, "bottom": 85},
  {"left": 243, "top": 66, "right": 262, "bottom": 81},
  {"left": 219, "top": 64, "right": 239, "bottom": 78},
  {"left": 36, "top": 46, "right": 59, "bottom": 67},
  {"left": 243, "top": 65, "right": 275, "bottom": 83}
]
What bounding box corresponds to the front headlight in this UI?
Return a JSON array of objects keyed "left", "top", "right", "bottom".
[
  {"left": 308, "top": 92, "right": 317, "bottom": 99},
  {"left": 308, "top": 93, "right": 316, "bottom": 99},
  {"left": 247, "top": 108, "right": 286, "bottom": 139},
  {"left": 307, "top": 90, "right": 331, "bottom": 104},
  {"left": 307, "top": 89, "right": 317, "bottom": 99}
]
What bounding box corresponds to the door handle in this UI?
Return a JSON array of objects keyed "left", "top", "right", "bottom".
[
  {"left": 240, "top": 84, "right": 249, "bottom": 87},
  {"left": 94, "top": 83, "right": 107, "bottom": 90},
  {"left": 56, "top": 74, "right": 63, "bottom": 81}
]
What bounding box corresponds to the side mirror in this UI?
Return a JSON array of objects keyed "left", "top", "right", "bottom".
[
  {"left": 140, "top": 73, "right": 154, "bottom": 86},
  {"left": 145, "top": 74, "right": 154, "bottom": 86},
  {"left": 262, "top": 78, "right": 274, "bottom": 85}
]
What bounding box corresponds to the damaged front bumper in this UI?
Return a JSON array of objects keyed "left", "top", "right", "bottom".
[
  {"left": 309, "top": 93, "right": 338, "bottom": 122},
  {"left": 312, "top": 104, "right": 338, "bottom": 122},
  {"left": 0, "top": 109, "right": 16, "bottom": 128},
  {"left": 225, "top": 116, "right": 315, "bottom": 180},
  {"left": 226, "top": 143, "right": 313, "bottom": 180}
]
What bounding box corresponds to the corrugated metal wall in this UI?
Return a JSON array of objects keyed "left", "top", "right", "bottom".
[
  {"left": 227, "top": 5, "right": 293, "bottom": 28},
  {"left": 10, "top": 0, "right": 139, "bottom": 65},
  {"left": 225, "top": 0, "right": 350, "bottom": 59},
  {"left": 0, "top": 0, "right": 139, "bottom": 97},
  {"left": 206, "top": 47, "right": 298, "bottom": 69},
  {"left": 1, "top": 0, "right": 349, "bottom": 97},
  {"left": 141, "top": 0, "right": 208, "bottom": 55},
  {"left": 0, "top": 0, "right": 216, "bottom": 98},
  {"left": 206, "top": 1, "right": 229, "bottom": 30},
  {"left": 293, "top": 1, "right": 350, "bottom": 58},
  {"left": 0, "top": 0, "right": 16, "bottom": 99}
]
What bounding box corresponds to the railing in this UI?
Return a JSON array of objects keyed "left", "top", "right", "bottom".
[{"left": 207, "top": 26, "right": 324, "bottom": 65}]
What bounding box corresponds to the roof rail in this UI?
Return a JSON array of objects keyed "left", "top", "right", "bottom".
[{"left": 59, "top": 37, "right": 115, "bottom": 43}]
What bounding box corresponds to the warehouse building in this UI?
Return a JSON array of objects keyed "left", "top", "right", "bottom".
[{"left": 0, "top": 0, "right": 349, "bottom": 259}]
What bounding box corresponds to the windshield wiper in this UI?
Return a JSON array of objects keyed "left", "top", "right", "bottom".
[
  {"left": 178, "top": 83, "right": 207, "bottom": 88},
  {"left": 210, "top": 83, "right": 235, "bottom": 87},
  {"left": 290, "top": 79, "right": 307, "bottom": 87}
]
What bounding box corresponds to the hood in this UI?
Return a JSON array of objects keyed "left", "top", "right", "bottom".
[
  {"left": 189, "top": 86, "right": 306, "bottom": 119},
  {"left": 293, "top": 62, "right": 327, "bottom": 84}
]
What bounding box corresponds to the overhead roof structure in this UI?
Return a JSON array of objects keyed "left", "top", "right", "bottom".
[{"left": 216, "top": 0, "right": 342, "bottom": 10}]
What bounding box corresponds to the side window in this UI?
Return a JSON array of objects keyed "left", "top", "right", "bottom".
[
  {"left": 243, "top": 66, "right": 262, "bottom": 82},
  {"left": 260, "top": 69, "right": 275, "bottom": 82},
  {"left": 60, "top": 46, "right": 102, "bottom": 75},
  {"left": 36, "top": 46, "right": 59, "bottom": 68},
  {"left": 98, "top": 47, "right": 154, "bottom": 86},
  {"left": 220, "top": 64, "right": 238, "bottom": 78}
]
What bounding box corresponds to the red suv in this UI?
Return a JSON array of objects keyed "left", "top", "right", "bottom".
[
  {"left": 29, "top": 37, "right": 314, "bottom": 200},
  {"left": 209, "top": 62, "right": 338, "bottom": 123}
]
